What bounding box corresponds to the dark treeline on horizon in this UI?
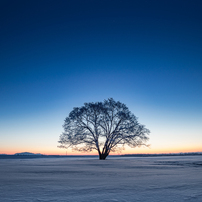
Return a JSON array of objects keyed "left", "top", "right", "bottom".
[
  {"left": 122, "top": 152, "right": 202, "bottom": 157},
  {"left": 0, "top": 152, "right": 202, "bottom": 159}
]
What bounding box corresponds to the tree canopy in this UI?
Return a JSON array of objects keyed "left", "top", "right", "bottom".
[{"left": 58, "top": 98, "right": 150, "bottom": 159}]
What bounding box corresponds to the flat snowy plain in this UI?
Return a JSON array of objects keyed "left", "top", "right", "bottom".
[{"left": 0, "top": 156, "right": 202, "bottom": 202}]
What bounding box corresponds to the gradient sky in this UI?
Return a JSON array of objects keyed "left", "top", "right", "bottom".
[{"left": 1, "top": 0, "right": 202, "bottom": 155}]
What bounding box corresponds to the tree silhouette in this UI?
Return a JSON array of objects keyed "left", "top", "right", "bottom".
[{"left": 58, "top": 98, "right": 150, "bottom": 160}]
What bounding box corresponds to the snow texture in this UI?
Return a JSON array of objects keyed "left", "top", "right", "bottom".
[{"left": 0, "top": 156, "right": 202, "bottom": 202}]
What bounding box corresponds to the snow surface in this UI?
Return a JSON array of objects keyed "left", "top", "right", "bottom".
[{"left": 0, "top": 156, "right": 202, "bottom": 202}]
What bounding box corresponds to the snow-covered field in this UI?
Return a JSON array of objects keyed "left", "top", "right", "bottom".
[{"left": 0, "top": 156, "right": 202, "bottom": 202}]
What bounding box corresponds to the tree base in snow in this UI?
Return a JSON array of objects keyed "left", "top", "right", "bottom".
[{"left": 99, "top": 153, "right": 108, "bottom": 160}]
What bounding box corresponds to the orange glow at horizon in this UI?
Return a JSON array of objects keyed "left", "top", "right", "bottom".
[{"left": 1, "top": 146, "right": 202, "bottom": 155}]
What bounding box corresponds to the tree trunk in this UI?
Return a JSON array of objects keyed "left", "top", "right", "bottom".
[{"left": 99, "top": 152, "right": 109, "bottom": 160}]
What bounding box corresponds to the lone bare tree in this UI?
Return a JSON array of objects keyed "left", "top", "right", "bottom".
[{"left": 58, "top": 98, "right": 150, "bottom": 160}]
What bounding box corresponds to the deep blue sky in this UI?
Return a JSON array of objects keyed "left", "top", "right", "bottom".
[{"left": 1, "top": 0, "right": 202, "bottom": 154}]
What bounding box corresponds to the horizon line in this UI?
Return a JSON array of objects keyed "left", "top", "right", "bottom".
[{"left": 1, "top": 151, "right": 202, "bottom": 156}]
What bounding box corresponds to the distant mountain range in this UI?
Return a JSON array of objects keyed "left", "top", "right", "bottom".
[{"left": 14, "top": 152, "right": 43, "bottom": 156}]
